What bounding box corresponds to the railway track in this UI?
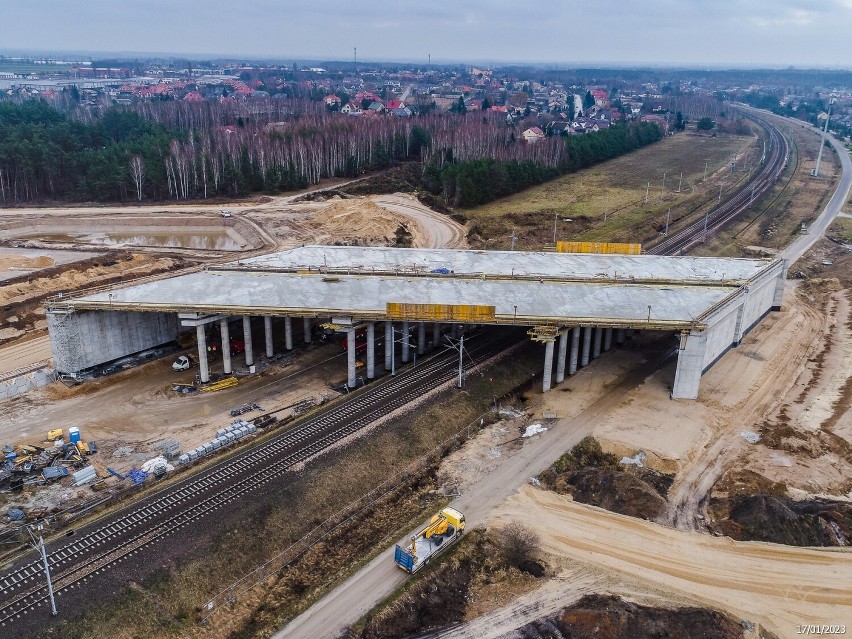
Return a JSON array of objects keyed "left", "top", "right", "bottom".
[
  {"left": 648, "top": 111, "right": 788, "bottom": 256},
  {"left": 0, "top": 329, "right": 521, "bottom": 628}
]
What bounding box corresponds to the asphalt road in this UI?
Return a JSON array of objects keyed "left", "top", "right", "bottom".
[{"left": 781, "top": 124, "right": 852, "bottom": 263}]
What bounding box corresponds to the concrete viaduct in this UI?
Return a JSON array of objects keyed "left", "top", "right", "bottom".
[{"left": 46, "top": 246, "right": 787, "bottom": 400}]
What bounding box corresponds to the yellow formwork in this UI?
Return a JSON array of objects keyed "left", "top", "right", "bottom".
[
  {"left": 386, "top": 303, "right": 496, "bottom": 322},
  {"left": 556, "top": 241, "right": 642, "bottom": 255}
]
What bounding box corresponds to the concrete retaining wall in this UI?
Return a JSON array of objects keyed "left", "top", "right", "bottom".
[
  {"left": 48, "top": 309, "right": 178, "bottom": 373},
  {"left": 0, "top": 366, "right": 55, "bottom": 399}
]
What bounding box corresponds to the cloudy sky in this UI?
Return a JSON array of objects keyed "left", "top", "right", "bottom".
[{"left": 4, "top": 0, "right": 851, "bottom": 67}]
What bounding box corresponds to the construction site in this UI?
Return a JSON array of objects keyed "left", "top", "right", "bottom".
[{"left": 0, "top": 107, "right": 849, "bottom": 639}]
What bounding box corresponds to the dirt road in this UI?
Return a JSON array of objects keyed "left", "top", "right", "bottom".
[
  {"left": 491, "top": 486, "right": 852, "bottom": 638},
  {"left": 372, "top": 194, "right": 467, "bottom": 248}
]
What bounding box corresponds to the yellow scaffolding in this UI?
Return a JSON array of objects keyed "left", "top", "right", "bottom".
[
  {"left": 386, "top": 302, "right": 496, "bottom": 322},
  {"left": 556, "top": 241, "right": 642, "bottom": 255}
]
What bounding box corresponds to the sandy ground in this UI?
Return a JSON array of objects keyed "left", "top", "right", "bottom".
[
  {"left": 243, "top": 192, "right": 466, "bottom": 250},
  {"left": 0, "top": 247, "right": 103, "bottom": 282},
  {"left": 489, "top": 486, "right": 852, "bottom": 639},
  {"left": 0, "top": 339, "right": 347, "bottom": 460}
]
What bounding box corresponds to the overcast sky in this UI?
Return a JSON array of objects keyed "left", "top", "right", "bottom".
[{"left": 4, "top": 0, "right": 852, "bottom": 67}]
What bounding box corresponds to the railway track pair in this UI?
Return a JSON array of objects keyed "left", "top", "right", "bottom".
[
  {"left": 0, "top": 330, "right": 519, "bottom": 627},
  {"left": 649, "top": 112, "right": 789, "bottom": 256}
]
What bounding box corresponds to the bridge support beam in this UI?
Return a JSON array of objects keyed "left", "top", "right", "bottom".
[
  {"left": 569, "top": 327, "right": 580, "bottom": 375},
  {"left": 417, "top": 322, "right": 426, "bottom": 355},
  {"left": 366, "top": 322, "right": 375, "bottom": 379},
  {"left": 581, "top": 326, "right": 592, "bottom": 367},
  {"left": 304, "top": 317, "right": 312, "bottom": 343},
  {"left": 592, "top": 327, "right": 603, "bottom": 359},
  {"left": 555, "top": 329, "right": 568, "bottom": 384},
  {"left": 264, "top": 316, "right": 274, "bottom": 358},
  {"left": 542, "top": 340, "right": 555, "bottom": 392},
  {"left": 432, "top": 322, "right": 441, "bottom": 350},
  {"left": 196, "top": 325, "right": 209, "bottom": 383},
  {"left": 346, "top": 327, "right": 357, "bottom": 388},
  {"left": 603, "top": 327, "right": 613, "bottom": 352},
  {"left": 284, "top": 316, "right": 293, "bottom": 351},
  {"left": 243, "top": 316, "right": 254, "bottom": 367},
  {"left": 616, "top": 328, "right": 626, "bottom": 345},
  {"left": 401, "top": 320, "right": 410, "bottom": 363},
  {"left": 220, "top": 318, "right": 231, "bottom": 375},
  {"left": 384, "top": 321, "right": 393, "bottom": 370}
]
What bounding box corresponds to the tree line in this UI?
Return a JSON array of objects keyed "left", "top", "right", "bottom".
[
  {"left": 0, "top": 99, "right": 662, "bottom": 206},
  {"left": 423, "top": 121, "right": 663, "bottom": 207}
]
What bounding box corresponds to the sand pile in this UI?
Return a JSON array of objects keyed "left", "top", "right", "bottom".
[
  {"left": 308, "top": 197, "right": 421, "bottom": 246},
  {"left": 0, "top": 255, "right": 55, "bottom": 271}
]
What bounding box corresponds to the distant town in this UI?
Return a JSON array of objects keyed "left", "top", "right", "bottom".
[{"left": 2, "top": 55, "right": 851, "bottom": 140}]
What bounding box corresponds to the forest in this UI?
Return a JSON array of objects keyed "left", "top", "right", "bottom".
[{"left": 0, "top": 99, "right": 661, "bottom": 206}]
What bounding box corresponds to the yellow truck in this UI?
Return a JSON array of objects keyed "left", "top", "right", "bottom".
[{"left": 394, "top": 507, "right": 465, "bottom": 573}]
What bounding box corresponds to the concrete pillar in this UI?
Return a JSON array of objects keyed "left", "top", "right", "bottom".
[
  {"left": 264, "top": 316, "right": 274, "bottom": 358},
  {"left": 568, "top": 327, "right": 580, "bottom": 375},
  {"left": 592, "top": 327, "right": 603, "bottom": 359},
  {"left": 616, "top": 328, "right": 626, "bottom": 345},
  {"left": 771, "top": 260, "right": 788, "bottom": 310},
  {"left": 432, "top": 322, "right": 441, "bottom": 350},
  {"left": 284, "top": 316, "right": 293, "bottom": 351},
  {"left": 542, "top": 340, "right": 555, "bottom": 392},
  {"left": 625, "top": 328, "right": 634, "bottom": 339},
  {"left": 672, "top": 329, "right": 708, "bottom": 400},
  {"left": 555, "top": 330, "right": 568, "bottom": 384},
  {"left": 303, "top": 317, "right": 312, "bottom": 343},
  {"left": 196, "top": 325, "right": 210, "bottom": 383},
  {"left": 603, "top": 327, "right": 613, "bottom": 352},
  {"left": 366, "top": 322, "right": 375, "bottom": 379},
  {"left": 384, "top": 321, "right": 393, "bottom": 370},
  {"left": 581, "top": 326, "right": 592, "bottom": 367},
  {"left": 220, "top": 318, "right": 232, "bottom": 375},
  {"left": 401, "top": 320, "right": 410, "bottom": 363},
  {"left": 243, "top": 316, "right": 254, "bottom": 367},
  {"left": 346, "top": 328, "right": 357, "bottom": 388},
  {"left": 417, "top": 322, "right": 426, "bottom": 355}
]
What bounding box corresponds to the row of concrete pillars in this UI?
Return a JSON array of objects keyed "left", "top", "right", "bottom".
[
  {"left": 346, "top": 320, "right": 450, "bottom": 389},
  {"left": 196, "top": 315, "right": 313, "bottom": 384},
  {"left": 541, "top": 326, "right": 634, "bottom": 392},
  {"left": 196, "top": 316, "right": 451, "bottom": 388}
]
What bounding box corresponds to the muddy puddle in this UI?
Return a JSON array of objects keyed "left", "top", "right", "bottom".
[{"left": 22, "top": 230, "right": 244, "bottom": 251}]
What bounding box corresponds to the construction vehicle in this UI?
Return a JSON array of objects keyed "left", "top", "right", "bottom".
[{"left": 394, "top": 507, "right": 465, "bottom": 574}]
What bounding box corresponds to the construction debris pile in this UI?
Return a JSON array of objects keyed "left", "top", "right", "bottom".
[{"left": 1, "top": 427, "right": 97, "bottom": 493}]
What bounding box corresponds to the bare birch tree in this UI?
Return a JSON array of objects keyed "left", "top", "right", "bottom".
[{"left": 129, "top": 155, "right": 145, "bottom": 201}]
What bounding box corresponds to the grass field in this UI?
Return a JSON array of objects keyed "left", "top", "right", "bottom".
[
  {"left": 0, "top": 62, "right": 73, "bottom": 75},
  {"left": 462, "top": 130, "right": 758, "bottom": 251},
  {"left": 828, "top": 217, "right": 852, "bottom": 243}
]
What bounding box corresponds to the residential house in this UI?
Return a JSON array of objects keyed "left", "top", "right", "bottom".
[{"left": 522, "top": 127, "right": 546, "bottom": 143}]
